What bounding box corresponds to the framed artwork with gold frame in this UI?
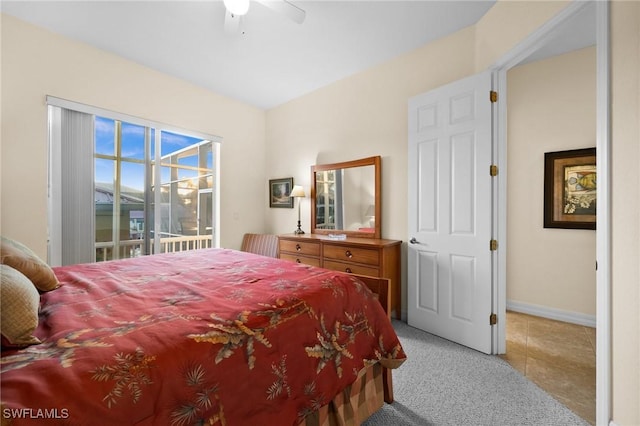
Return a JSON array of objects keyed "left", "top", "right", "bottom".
[{"left": 544, "top": 148, "right": 596, "bottom": 230}]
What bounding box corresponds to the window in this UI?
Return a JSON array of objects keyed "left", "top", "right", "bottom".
[{"left": 48, "top": 97, "right": 221, "bottom": 266}]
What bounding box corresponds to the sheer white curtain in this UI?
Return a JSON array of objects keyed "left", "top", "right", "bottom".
[{"left": 48, "top": 105, "right": 95, "bottom": 266}]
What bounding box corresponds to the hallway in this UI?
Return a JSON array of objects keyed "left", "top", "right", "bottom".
[{"left": 500, "top": 311, "right": 596, "bottom": 425}]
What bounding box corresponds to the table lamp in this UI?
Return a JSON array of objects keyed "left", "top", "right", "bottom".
[{"left": 290, "top": 185, "right": 306, "bottom": 234}]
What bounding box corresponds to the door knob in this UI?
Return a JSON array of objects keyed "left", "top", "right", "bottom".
[{"left": 409, "top": 237, "right": 418, "bottom": 244}]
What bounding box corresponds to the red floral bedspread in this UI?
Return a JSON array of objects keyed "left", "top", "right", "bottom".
[{"left": 1, "top": 249, "right": 405, "bottom": 425}]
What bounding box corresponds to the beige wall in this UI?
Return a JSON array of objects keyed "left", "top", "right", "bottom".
[
  {"left": 474, "top": 0, "right": 569, "bottom": 71},
  {"left": 611, "top": 2, "right": 640, "bottom": 424},
  {"left": 0, "top": 14, "right": 267, "bottom": 254},
  {"left": 1, "top": 1, "right": 638, "bottom": 423},
  {"left": 506, "top": 47, "right": 596, "bottom": 317},
  {"left": 265, "top": 26, "right": 476, "bottom": 243}
]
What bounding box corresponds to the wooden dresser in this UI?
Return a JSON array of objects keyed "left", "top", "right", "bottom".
[{"left": 278, "top": 234, "right": 402, "bottom": 318}]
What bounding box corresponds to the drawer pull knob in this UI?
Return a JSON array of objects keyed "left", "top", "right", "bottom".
[
  {"left": 345, "top": 267, "right": 352, "bottom": 273},
  {"left": 296, "top": 258, "right": 301, "bottom": 263},
  {"left": 296, "top": 244, "right": 301, "bottom": 251},
  {"left": 345, "top": 250, "right": 353, "bottom": 258}
]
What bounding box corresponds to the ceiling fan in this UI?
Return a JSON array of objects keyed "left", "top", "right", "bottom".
[{"left": 223, "top": 0, "right": 306, "bottom": 34}]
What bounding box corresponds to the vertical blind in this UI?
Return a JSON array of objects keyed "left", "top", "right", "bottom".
[{"left": 49, "top": 105, "right": 95, "bottom": 266}]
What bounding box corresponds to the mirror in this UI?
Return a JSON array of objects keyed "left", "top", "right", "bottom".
[{"left": 311, "top": 156, "right": 381, "bottom": 239}]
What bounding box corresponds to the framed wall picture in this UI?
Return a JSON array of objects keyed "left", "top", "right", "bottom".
[
  {"left": 544, "top": 148, "right": 596, "bottom": 230},
  {"left": 269, "top": 177, "right": 294, "bottom": 208}
]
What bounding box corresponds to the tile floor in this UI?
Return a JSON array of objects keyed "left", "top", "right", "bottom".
[{"left": 499, "top": 311, "right": 596, "bottom": 425}]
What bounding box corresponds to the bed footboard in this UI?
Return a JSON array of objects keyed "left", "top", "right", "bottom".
[{"left": 353, "top": 274, "right": 391, "bottom": 320}]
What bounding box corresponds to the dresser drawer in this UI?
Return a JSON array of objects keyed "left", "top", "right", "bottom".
[
  {"left": 279, "top": 239, "right": 321, "bottom": 257},
  {"left": 279, "top": 253, "right": 321, "bottom": 267},
  {"left": 278, "top": 234, "right": 401, "bottom": 319},
  {"left": 323, "top": 244, "right": 379, "bottom": 266},
  {"left": 323, "top": 260, "right": 379, "bottom": 277}
]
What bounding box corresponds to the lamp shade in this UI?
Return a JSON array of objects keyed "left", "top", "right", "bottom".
[
  {"left": 224, "top": 0, "right": 250, "bottom": 16},
  {"left": 364, "top": 204, "right": 375, "bottom": 217},
  {"left": 289, "top": 185, "right": 306, "bottom": 198}
]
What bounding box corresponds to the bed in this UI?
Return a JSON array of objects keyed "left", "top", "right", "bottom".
[{"left": 1, "top": 247, "right": 406, "bottom": 425}]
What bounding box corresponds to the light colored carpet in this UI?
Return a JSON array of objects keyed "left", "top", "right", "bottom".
[{"left": 364, "top": 320, "right": 589, "bottom": 426}]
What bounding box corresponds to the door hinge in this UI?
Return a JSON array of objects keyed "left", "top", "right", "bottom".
[
  {"left": 489, "top": 313, "right": 497, "bottom": 326},
  {"left": 490, "top": 91, "right": 498, "bottom": 103},
  {"left": 490, "top": 165, "right": 498, "bottom": 177},
  {"left": 490, "top": 239, "right": 498, "bottom": 251}
]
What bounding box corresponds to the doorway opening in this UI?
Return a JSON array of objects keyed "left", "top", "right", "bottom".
[{"left": 491, "top": 1, "right": 608, "bottom": 424}]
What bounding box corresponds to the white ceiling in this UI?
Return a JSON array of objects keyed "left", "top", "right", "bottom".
[
  {"left": 519, "top": 1, "right": 595, "bottom": 65},
  {"left": 2, "top": 0, "right": 595, "bottom": 110}
]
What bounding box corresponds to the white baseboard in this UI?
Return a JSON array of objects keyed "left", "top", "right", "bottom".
[{"left": 506, "top": 300, "right": 596, "bottom": 328}]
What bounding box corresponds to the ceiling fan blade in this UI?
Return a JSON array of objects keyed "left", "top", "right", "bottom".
[{"left": 255, "top": 0, "right": 306, "bottom": 24}]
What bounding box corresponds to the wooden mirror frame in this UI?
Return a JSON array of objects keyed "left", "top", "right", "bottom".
[{"left": 311, "top": 156, "right": 381, "bottom": 239}]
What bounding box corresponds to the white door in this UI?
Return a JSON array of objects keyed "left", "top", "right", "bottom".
[{"left": 407, "top": 71, "right": 495, "bottom": 354}]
